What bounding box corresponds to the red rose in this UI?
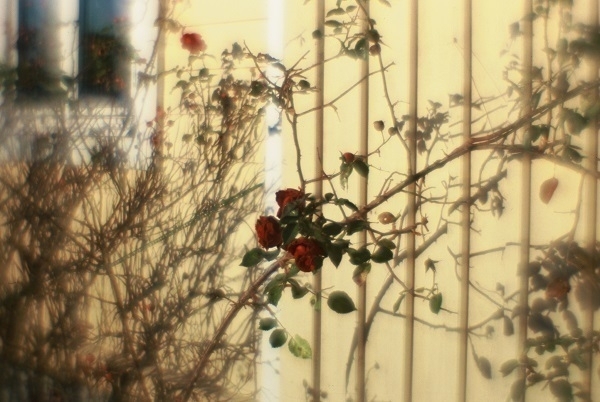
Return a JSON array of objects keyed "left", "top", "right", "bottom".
[
  {"left": 180, "top": 33, "right": 207, "bottom": 54},
  {"left": 286, "top": 238, "right": 325, "bottom": 272},
  {"left": 275, "top": 188, "right": 304, "bottom": 218},
  {"left": 256, "top": 216, "right": 283, "bottom": 249}
]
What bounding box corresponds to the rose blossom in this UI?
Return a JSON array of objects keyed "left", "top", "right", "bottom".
[
  {"left": 275, "top": 188, "right": 304, "bottom": 218},
  {"left": 286, "top": 238, "right": 325, "bottom": 273},
  {"left": 255, "top": 216, "right": 283, "bottom": 249},
  {"left": 180, "top": 33, "right": 207, "bottom": 54}
]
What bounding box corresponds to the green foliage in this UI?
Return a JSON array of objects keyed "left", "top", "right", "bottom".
[
  {"left": 259, "top": 318, "right": 278, "bottom": 331},
  {"left": 327, "top": 290, "right": 357, "bottom": 314},
  {"left": 264, "top": 274, "right": 286, "bottom": 306},
  {"left": 231, "top": 2, "right": 600, "bottom": 399},
  {"left": 288, "top": 334, "right": 312, "bottom": 359},
  {"left": 288, "top": 278, "right": 310, "bottom": 299},
  {"left": 240, "top": 247, "right": 265, "bottom": 267},
  {"left": 352, "top": 159, "right": 369, "bottom": 177},
  {"left": 347, "top": 248, "right": 369, "bottom": 266},
  {"left": 371, "top": 246, "right": 393, "bottom": 263},
  {"left": 269, "top": 329, "right": 288, "bottom": 348}
]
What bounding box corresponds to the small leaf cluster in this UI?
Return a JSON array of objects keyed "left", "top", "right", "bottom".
[{"left": 258, "top": 317, "right": 312, "bottom": 359}]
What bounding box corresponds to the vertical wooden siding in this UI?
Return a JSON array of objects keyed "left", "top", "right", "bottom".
[{"left": 273, "top": 1, "right": 600, "bottom": 401}]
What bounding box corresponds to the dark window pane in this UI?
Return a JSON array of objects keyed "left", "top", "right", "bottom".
[
  {"left": 79, "top": 0, "right": 130, "bottom": 97},
  {"left": 17, "top": 0, "right": 61, "bottom": 97}
]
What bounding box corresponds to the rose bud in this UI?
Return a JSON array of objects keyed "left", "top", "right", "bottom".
[{"left": 342, "top": 152, "right": 355, "bottom": 164}]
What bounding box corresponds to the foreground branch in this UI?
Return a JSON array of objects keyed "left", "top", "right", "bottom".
[{"left": 180, "top": 259, "right": 283, "bottom": 402}]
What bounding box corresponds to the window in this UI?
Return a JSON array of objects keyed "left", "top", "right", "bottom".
[
  {"left": 7, "top": 0, "right": 158, "bottom": 167},
  {"left": 17, "top": 0, "right": 62, "bottom": 97},
  {"left": 78, "top": 0, "right": 130, "bottom": 98},
  {"left": 16, "top": 0, "right": 132, "bottom": 99}
]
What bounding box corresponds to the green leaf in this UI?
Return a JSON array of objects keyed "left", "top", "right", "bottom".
[
  {"left": 342, "top": 199, "right": 359, "bottom": 212},
  {"left": 499, "top": 359, "right": 520, "bottom": 377},
  {"left": 371, "top": 247, "right": 393, "bottom": 263},
  {"left": 323, "top": 222, "right": 343, "bottom": 237},
  {"left": 340, "top": 161, "right": 353, "bottom": 189},
  {"left": 282, "top": 222, "right": 299, "bottom": 245},
  {"left": 352, "top": 263, "right": 371, "bottom": 286},
  {"left": 347, "top": 247, "right": 371, "bottom": 265},
  {"left": 267, "top": 285, "right": 284, "bottom": 306},
  {"left": 259, "top": 318, "right": 278, "bottom": 331},
  {"left": 327, "top": 290, "right": 357, "bottom": 314},
  {"left": 288, "top": 278, "right": 309, "bottom": 299},
  {"left": 265, "top": 274, "right": 286, "bottom": 306},
  {"left": 269, "top": 329, "right": 288, "bottom": 348},
  {"left": 377, "top": 238, "right": 396, "bottom": 250},
  {"left": 288, "top": 334, "right": 312, "bottom": 359},
  {"left": 296, "top": 79, "right": 310, "bottom": 90},
  {"left": 265, "top": 274, "right": 286, "bottom": 292},
  {"left": 346, "top": 220, "right": 368, "bottom": 235},
  {"left": 429, "top": 293, "right": 443, "bottom": 314},
  {"left": 241, "top": 248, "right": 264, "bottom": 267},
  {"left": 353, "top": 159, "right": 369, "bottom": 177},
  {"left": 327, "top": 242, "right": 344, "bottom": 268},
  {"left": 354, "top": 38, "right": 368, "bottom": 60},
  {"left": 280, "top": 200, "right": 302, "bottom": 220},
  {"left": 477, "top": 356, "right": 492, "bottom": 379}
]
